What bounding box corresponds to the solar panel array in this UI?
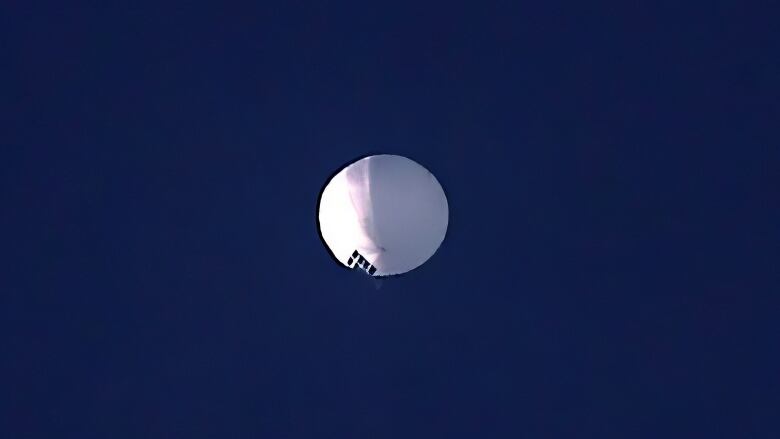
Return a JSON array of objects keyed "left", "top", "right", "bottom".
[{"left": 347, "top": 250, "right": 377, "bottom": 276}]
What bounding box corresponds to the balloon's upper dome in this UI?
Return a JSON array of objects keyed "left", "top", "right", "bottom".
[{"left": 317, "top": 155, "right": 449, "bottom": 277}]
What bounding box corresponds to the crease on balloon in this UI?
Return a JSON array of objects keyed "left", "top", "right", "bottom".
[{"left": 345, "top": 158, "right": 382, "bottom": 256}]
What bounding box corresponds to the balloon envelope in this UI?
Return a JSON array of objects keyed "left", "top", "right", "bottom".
[{"left": 317, "top": 155, "right": 449, "bottom": 276}]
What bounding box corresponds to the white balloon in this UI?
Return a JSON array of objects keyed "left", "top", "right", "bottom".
[{"left": 317, "top": 155, "right": 449, "bottom": 277}]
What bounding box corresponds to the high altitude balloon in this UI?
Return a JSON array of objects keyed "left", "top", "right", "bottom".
[{"left": 317, "top": 154, "right": 449, "bottom": 277}]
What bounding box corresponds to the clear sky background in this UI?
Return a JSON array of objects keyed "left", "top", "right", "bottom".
[{"left": 3, "top": 2, "right": 778, "bottom": 437}]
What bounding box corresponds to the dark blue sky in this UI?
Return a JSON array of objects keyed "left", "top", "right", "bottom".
[{"left": 3, "top": 2, "right": 778, "bottom": 437}]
